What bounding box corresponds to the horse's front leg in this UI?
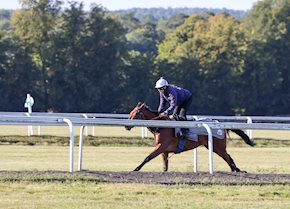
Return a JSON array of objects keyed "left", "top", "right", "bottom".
[
  {"left": 162, "top": 152, "right": 169, "bottom": 172},
  {"left": 134, "top": 143, "right": 165, "bottom": 171}
]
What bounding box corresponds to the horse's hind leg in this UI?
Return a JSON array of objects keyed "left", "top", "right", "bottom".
[
  {"left": 206, "top": 139, "right": 244, "bottom": 172},
  {"left": 214, "top": 147, "right": 241, "bottom": 172},
  {"left": 227, "top": 154, "right": 242, "bottom": 172}
]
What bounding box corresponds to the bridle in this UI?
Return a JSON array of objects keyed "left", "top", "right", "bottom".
[
  {"left": 125, "top": 106, "right": 145, "bottom": 131},
  {"left": 131, "top": 105, "right": 168, "bottom": 121}
]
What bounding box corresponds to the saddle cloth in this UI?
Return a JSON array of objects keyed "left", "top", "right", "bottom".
[{"left": 176, "top": 118, "right": 225, "bottom": 142}]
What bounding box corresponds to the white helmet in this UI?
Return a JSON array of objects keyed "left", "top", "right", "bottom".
[{"left": 155, "top": 77, "right": 169, "bottom": 88}]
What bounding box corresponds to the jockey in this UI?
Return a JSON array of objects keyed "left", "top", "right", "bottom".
[{"left": 155, "top": 77, "right": 192, "bottom": 137}]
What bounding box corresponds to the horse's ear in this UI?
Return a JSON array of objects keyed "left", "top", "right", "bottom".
[
  {"left": 136, "top": 102, "right": 142, "bottom": 107},
  {"left": 142, "top": 102, "right": 149, "bottom": 109}
]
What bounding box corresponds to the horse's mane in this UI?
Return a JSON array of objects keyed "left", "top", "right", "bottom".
[
  {"left": 142, "top": 103, "right": 159, "bottom": 114},
  {"left": 141, "top": 103, "right": 169, "bottom": 120}
]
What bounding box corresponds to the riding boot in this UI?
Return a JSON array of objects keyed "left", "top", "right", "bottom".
[
  {"left": 177, "top": 116, "right": 189, "bottom": 135},
  {"left": 171, "top": 115, "right": 187, "bottom": 138},
  {"left": 175, "top": 128, "right": 184, "bottom": 138}
]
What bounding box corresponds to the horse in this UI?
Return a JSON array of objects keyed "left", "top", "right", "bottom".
[{"left": 125, "top": 102, "right": 255, "bottom": 172}]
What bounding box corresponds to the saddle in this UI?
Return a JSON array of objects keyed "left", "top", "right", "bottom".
[
  {"left": 174, "top": 117, "right": 225, "bottom": 154},
  {"left": 173, "top": 117, "right": 226, "bottom": 141},
  {"left": 169, "top": 114, "right": 188, "bottom": 137}
]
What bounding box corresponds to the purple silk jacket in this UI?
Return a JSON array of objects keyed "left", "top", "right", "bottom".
[{"left": 158, "top": 85, "right": 192, "bottom": 114}]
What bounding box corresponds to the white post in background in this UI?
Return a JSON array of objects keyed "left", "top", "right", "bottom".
[
  {"left": 145, "top": 128, "right": 148, "bottom": 137},
  {"left": 82, "top": 114, "right": 88, "bottom": 136},
  {"left": 246, "top": 117, "right": 253, "bottom": 139},
  {"left": 140, "top": 127, "right": 148, "bottom": 138},
  {"left": 78, "top": 126, "right": 85, "bottom": 171},
  {"left": 38, "top": 126, "right": 41, "bottom": 136},
  {"left": 141, "top": 127, "right": 144, "bottom": 138},
  {"left": 24, "top": 93, "right": 34, "bottom": 136},
  {"left": 92, "top": 117, "right": 96, "bottom": 136},
  {"left": 193, "top": 148, "right": 198, "bottom": 173}
]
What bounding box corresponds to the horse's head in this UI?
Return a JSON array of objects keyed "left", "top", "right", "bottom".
[
  {"left": 125, "top": 102, "right": 158, "bottom": 131},
  {"left": 125, "top": 102, "right": 144, "bottom": 131}
]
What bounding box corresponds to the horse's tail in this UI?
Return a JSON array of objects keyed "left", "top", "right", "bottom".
[{"left": 227, "top": 129, "right": 256, "bottom": 147}]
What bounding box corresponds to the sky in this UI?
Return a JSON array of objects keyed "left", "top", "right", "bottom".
[{"left": 0, "top": 0, "right": 260, "bottom": 11}]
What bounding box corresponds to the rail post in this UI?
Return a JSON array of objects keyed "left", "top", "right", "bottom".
[
  {"left": 192, "top": 115, "right": 199, "bottom": 173},
  {"left": 82, "top": 114, "right": 88, "bottom": 136},
  {"left": 141, "top": 127, "right": 144, "bottom": 138},
  {"left": 25, "top": 113, "right": 32, "bottom": 136},
  {"left": 246, "top": 117, "right": 253, "bottom": 139},
  {"left": 92, "top": 117, "right": 96, "bottom": 136},
  {"left": 62, "top": 119, "right": 74, "bottom": 173},
  {"left": 193, "top": 148, "right": 198, "bottom": 173},
  {"left": 24, "top": 94, "right": 34, "bottom": 136},
  {"left": 78, "top": 126, "right": 85, "bottom": 171},
  {"left": 202, "top": 123, "right": 214, "bottom": 175}
]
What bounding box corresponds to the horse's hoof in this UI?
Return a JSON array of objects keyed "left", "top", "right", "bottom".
[{"left": 234, "top": 170, "right": 247, "bottom": 173}]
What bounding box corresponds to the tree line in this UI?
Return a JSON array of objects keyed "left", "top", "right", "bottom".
[{"left": 0, "top": 0, "right": 289, "bottom": 115}]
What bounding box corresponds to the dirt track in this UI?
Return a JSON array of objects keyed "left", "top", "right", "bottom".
[
  {"left": 79, "top": 171, "right": 290, "bottom": 185},
  {"left": 0, "top": 170, "right": 289, "bottom": 185}
]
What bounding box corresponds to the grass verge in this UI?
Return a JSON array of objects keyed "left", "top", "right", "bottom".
[{"left": 0, "top": 135, "right": 290, "bottom": 147}]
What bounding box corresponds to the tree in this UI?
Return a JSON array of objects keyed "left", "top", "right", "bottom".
[
  {"left": 51, "top": 4, "right": 127, "bottom": 112},
  {"left": 241, "top": 0, "right": 290, "bottom": 115},
  {"left": 157, "top": 14, "right": 247, "bottom": 114},
  {"left": 0, "top": 30, "right": 35, "bottom": 111},
  {"left": 157, "top": 13, "right": 189, "bottom": 35},
  {"left": 11, "top": 0, "right": 62, "bottom": 111},
  {"left": 49, "top": 2, "right": 86, "bottom": 112},
  {"left": 126, "top": 22, "right": 164, "bottom": 55}
]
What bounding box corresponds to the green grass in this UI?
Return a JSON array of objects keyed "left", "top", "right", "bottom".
[{"left": 0, "top": 181, "right": 289, "bottom": 209}]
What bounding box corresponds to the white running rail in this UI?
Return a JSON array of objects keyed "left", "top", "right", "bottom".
[{"left": 1, "top": 114, "right": 290, "bottom": 174}]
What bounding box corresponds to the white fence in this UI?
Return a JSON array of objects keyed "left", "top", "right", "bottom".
[
  {"left": 1, "top": 113, "right": 290, "bottom": 174},
  {"left": 2, "top": 111, "right": 290, "bottom": 139}
]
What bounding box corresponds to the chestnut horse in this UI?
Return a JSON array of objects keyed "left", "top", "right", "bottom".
[{"left": 125, "top": 103, "right": 255, "bottom": 172}]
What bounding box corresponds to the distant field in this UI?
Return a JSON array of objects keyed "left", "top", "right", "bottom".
[
  {"left": 0, "top": 125, "right": 143, "bottom": 137},
  {"left": 0, "top": 125, "right": 290, "bottom": 140}
]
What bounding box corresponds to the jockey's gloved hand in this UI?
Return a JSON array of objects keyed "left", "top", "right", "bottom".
[{"left": 159, "top": 111, "right": 168, "bottom": 117}]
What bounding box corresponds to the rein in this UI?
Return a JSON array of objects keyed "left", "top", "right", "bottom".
[
  {"left": 150, "top": 115, "right": 170, "bottom": 120},
  {"left": 130, "top": 104, "right": 171, "bottom": 134},
  {"left": 137, "top": 107, "right": 162, "bottom": 133}
]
